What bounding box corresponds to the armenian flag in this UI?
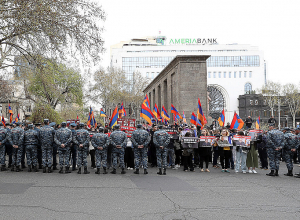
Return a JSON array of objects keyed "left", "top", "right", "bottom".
[
  {"left": 153, "top": 103, "right": 161, "bottom": 121},
  {"left": 87, "top": 107, "right": 97, "bottom": 129},
  {"left": 140, "top": 103, "right": 153, "bottom": 125},
  {"left": 218, "top": 109, "right": 225, "bottom": 127},
  {"left": 197, "top": 98, "right": 207, "bottom": 126},
  {"left": 230, "top": 112, "right": 244, "bottom": 130},
  {"left": 1, "top": 115, "right": 6, "bottom": 127},
  {"left": 182, "top": 111, "right": 187, "bottom": 124},
  {"left": 100, "top": 108, "right": 106, "bottom": 117},
  {"left": 256, "top": 116, "right": 260, "bottom": 129},
  {"left": 161, "top": 106, "right": 170, "bottom": 121},
  {"left": 143, "top": 94, "right": 150, "bottom": 108},
  {"left": 119, "top": 102, "right": 127, "bottom": 118},
  {"left": 8, "top": 104, "right": 13, "bottom": 123},
  {"left": 13, "top": 113, "right": 20, "bottom": 124},
  {"left": 171, "top": 104, "right": 182, "bottom": 119},
  {"left": 191, "top": 112, "right": 203, "bottom": 128},
  {"left": 109, "top": 106, "right": 119, "bottom": 128}
]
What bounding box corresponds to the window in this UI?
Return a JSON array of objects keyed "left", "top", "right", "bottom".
[
  {"left": 229, "top": 72, "right": 231, "bottom": 78},
  {"left": 26, "top": 106, "right": 31, "bottom": 112},
  {"left": 245, "top": 83, "right": 252, "bottom": 94},
  {"left": 208, "top": 72, "right": 211, "bottom": 78},
  {"left": 239, "top": 71, "right": 242, "bottom": 78},
  {"left": 213, "top": 72, "right": 216, "bottom": 78},
  {"left": 234, "top": 72, "right": 236, "bottom": 78},
  {"left": 223, "top": 72, "right": 226, "bottom": 78},
  {"left": 218, "top": 72, "right": 221, "bottom": 78},
  {"left": 146, "top": 72, "right": 149, "bottom": 78},
  {"left": 244, "top": 71, "right": 247, "bottom": 78},
  {"left": 249, "top": 71, "right": 252, "bottom": 78},
  {"left": 250, "top": 100, "right": 253, "bottom": 105},
  {"left": 264, "top": 110, "right": 267, "bottom": 117},
  {"left": 151, "top": 72, "right": 154, "bottom": 78},
  {"left": 255, "top": 100, "right": 258, "bottom": 105}
]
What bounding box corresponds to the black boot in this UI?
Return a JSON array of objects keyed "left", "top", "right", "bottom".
[
  {"left": 110, "top": 168, "right": 116, "bottom": 174},
  {"left": 77, "top": 167, "right": 81, "bottom": 174},
  {"left": 33, "top": 166, "right": 39, "bottom": 172},
  {"left": 103, "top": 167, "right": 108, "bottom": 174},
  {"left": 28, "top": 165, "right": 32, "bottom": 172},
  {"left": 59, "top": 167, "right": 64, "bottom": 174},
  {"left": 65, "top": 166, "right": 71, "bottom": 173},
  {"left": 1, "top": 165, "right": 7, "bottom": 171},
  {"left": 43, "top": 167, "right": 46, "bottom": 173},
  {"left": 275, "top": 169, "right": 279, "bottom": 176},
  {"left": 284, "top": 170, "right": 293, "bottom": 176},
  {"left": 39, "top": 164, "right": 43, "bottom": 169},
  {"left": 95, "top": 168, "right": 100, "bottom": 174},
  {"left": 48, "top": 167, "right": 52, "bottom": 173},
  {"left": 157, "top": 168, "right": 162, "bottom": 175},
  {"left": 121, "top": 168, "right": 126, "bottom": 174},
  {"left": 53, "top": 166, "right": 58, "bottom": 171},
  {"left": 163, "top": 168, "right": 166, "bottom": 175},
  {"left": 11, "top": 165, "right": 14, "bottom": 171},
  {"left": 266, "top": 170, "right": 275, "bottom": 176},
  {"left": 16, "top": 166, "right": 22, "bottom": 172},
  {"left": 84, "top": 166, "right": 90, "bottom": 174},
  {"left": 144, "top": 169, "right": 148, "bottom": 174},
  {"left": 134, "top": 169, "right": 139, "bottom": 174}
]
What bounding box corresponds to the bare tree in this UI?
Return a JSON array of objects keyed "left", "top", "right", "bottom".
[
  {"left": 282, "top": 83, "right": 300, "bottom": 128},
  {"left": 0, "top": 0, "right": 106, "bottom": 71},
  {"left": 259, "top": 81, "right": 281, "bottom": 117}
]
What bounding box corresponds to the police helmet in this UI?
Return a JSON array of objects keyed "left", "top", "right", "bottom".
[
  {"left": 28, "top": 124, "right": 34, "bottom": 129},
  {"left": 99, "top": 127, "right": 104, "bottom": 133},
  {"left": 49, "top": 122, "right": 56, "bottom": 127},
  {"left": 268, "top": 123, "right": 275, "bottom": 127},
  {"left": 70, "top": 123, "right": 76, "bottom": 127},
  {"left": 79, "top": 123, "right": 85, "bottom": 127},
  {"left": 61, "top": 122, "right": 67, "bottom": 127},
  {"left": 158, "top": 125, "right": 163, "bottom": 129},
  {"left": 137, "top": 124, "right": 142, "bottom": 129},
  {"left": 16, "top": 122, "right": 22, "bottom": 126},
  {"left": 283, "top": 127, "right": 290, "bottom": 131},
  {"left": 114, "top": 124, "right": 120, "bottom": 129}
]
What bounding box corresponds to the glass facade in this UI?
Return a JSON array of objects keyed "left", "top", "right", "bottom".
[{"left": 122, "top": 55, "right": 260, "bottom": 83}]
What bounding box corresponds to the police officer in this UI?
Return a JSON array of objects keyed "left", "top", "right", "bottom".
[
  {"left": 110, "top": 124, "right": 127, "bottom": 174},
  {"left": 73, "top": 123, "right": 90, "bottom": 174},
  {"left": 5, "top": 123, "right": 13, "bottom": 168},
  {"left": 0, "top": 123, "right": 10, "bottom": 171},
  {"left": 9, "top": 122, "right": 24, "bottom": 172},
  {"left": 282, "top": 127, "right": 297, "bottom": 176},
  {"left": 39, "top": 119, "right": 55, "bottom": 173},
  {"left": 153, "top": 125, "right": 170, "bottom": 175},
  {"left": 34, "top": 123, "right": 42, "bottom": 169},
  {"left": 266, "top": 124, "right": 284, "bottom": 176},
  {"left": 91, "top": 127, "right": 109, "bottom": 174},
  {"left": 24, "top": 124, "right": 39, "bottom": 172},
  {"left": 131, "top": 124, "right": 150, "bottom": 174},
  {"left": 49, "top": 122, "right": 58, "bottom": 170},
  {"left": 54, "top": 122, "right": 72, "bottom": 174},
  {"left": 69, "top": 123, "right": 77, "bottom": 171}
]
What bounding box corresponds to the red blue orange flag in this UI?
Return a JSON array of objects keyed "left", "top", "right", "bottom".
[
  {"left": 8, "top": 104, "right": 13, "bottom": 123},
  {"left": 230, "top": 112, "right": 244, "bottom": 130},
  {"left": 140, "top": 104, "right": 153, "bottom": 125},
  {"left": 13, "top": 113, "right": 20, "bottom": 124},
  {"left": 197, "top": 98, "right": 207, "bottom": 125},
  {"left": 191, "top": 112, "right": 203, "bottom": 129},
  {"left": 143, "top": 95, "right": 150, "bottom": 108},
  {"left": 109, "top": 106, "right": 119, "bottom": 128},
  {"left": 153, "top": 103, "right": 161, "bottom": 121},
  {"left": 182, "top": 111, "right": 187, "bottom": 124},
  {"left": 256, "top": 116, "right": 260, "bottom": 129},
  {"left": 161, "top": 106, "right": 170, "bottom": 121},
  {"left": 119, "top": 102, "right": 127, "bottom": 118},
  {"left": 1, "top": 115, "right": 6, "bottom": 127},
  {"left": 100, "top": 108, "right": 106, "bottom": 117},
  {"left": 87, "top": 107, "right": 97, "bottom": 129},
  {"left": 171, "top": 104, "right": 182, "bottom": 119},
  {"left": 218, "top": 109, "right": 225, "bottom": 127}
]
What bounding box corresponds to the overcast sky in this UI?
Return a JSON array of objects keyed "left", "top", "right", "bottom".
[{"left": 97, "top": 0, "right": 299, "bottom": 85}]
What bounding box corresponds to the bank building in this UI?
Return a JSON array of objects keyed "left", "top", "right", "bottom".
[{"left": 110, "top": 36, "right": 266, "bottom": 124}]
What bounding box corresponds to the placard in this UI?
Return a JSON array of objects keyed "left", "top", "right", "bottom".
[
  {"left": 248, "top": 130, "right": 263, "bottom": 140},
  {"left": 217, "top": 136, "right": 232, "bottom": 147},
  {"left": 181, "top": 137, "right": 199, "bottom": 148},
  {"left": 163, "top": 128, "right": 179, "bottom": 139},
  {"left": 121, "top": 126, "right": 136, "bottom": 138},
  {"left": 199, "top": 136, "right": 215, "bottom": 147},
  {"left": 232, "top": 135, "right": 251, "bottom": 148}
]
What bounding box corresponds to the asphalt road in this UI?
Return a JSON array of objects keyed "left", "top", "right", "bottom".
[{"left": 1, "top": 164, "right": 300, "bottom": 220}]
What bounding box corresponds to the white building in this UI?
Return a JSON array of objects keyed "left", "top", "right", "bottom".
[{"left": 110, "top": 36, "right": 266, "bottom": 124}]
